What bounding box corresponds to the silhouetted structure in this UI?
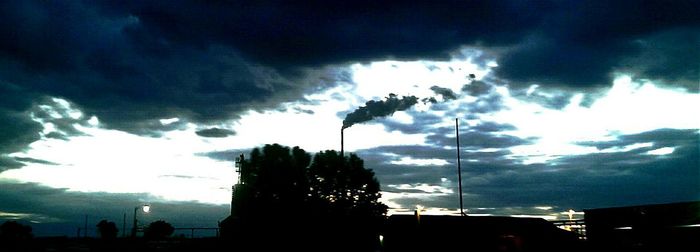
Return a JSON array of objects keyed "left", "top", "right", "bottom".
[
  {"left": 230, "top": 153, "right": 246, "bottom": 216},
  {"left": 383, "top": 214, "right": 580, "bottom": 252},
  {"left": 585, "top": 201, "right": 700, "bottom": 251}
]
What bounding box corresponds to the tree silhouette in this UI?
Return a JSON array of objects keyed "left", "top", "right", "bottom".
[
  {"left": 308, "top": 150, "right": 387, "bottom": 218},
  {"left": 0, "top": 221, "right": 33, "bottom": 251},
  {"left": 225, "top": 144, "right": 387, "bottom": 251},
  {"left": 235, "top": 144, "right": 311, "bottom": 218},
  {"left": 144, "top": 220, "right": 174, "bottom": 240},
  {"left": 307, "top": 150, "right": 387, "bottom": 251},
  {"left": 96, "top": 220, "right": 118, "bottom": 239},
  {"left": 0, "top": 221, "right": 32, "bottom": 240}
]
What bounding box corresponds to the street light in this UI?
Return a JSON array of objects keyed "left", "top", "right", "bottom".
[{"left": 131, "top": 204, "right": 150, "bottom": 237}]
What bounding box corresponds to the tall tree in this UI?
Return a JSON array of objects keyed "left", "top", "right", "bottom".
[
  {"left": 236, "top": 144, "right": 311, "bottom": 217},
  {"left": 308, "top": 150, "right": 387, "bottom": 218}
]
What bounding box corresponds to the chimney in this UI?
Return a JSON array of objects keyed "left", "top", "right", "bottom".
[{"left": 340, "top": 127, "right": 344, "bottom": 157}]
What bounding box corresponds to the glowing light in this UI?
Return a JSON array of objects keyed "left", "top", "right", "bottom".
[{"left": 510, "top": 214, "right": 558, "bottom": 221}]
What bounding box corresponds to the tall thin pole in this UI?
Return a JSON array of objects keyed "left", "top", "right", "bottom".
[
  {"left": 132, "top": 207, "right": 138, "bottom": 237},
  {"left": 456, "top": 118, "right": 465, "bottom": 216},
  {"left": 340, "top": 128, "right": 344, "bottom": 157}
]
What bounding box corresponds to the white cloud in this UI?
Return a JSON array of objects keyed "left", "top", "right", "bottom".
[
  {"left": 2, "top": 103, "right": 235, "bottom": 205},
  {"left": 490, "top": 74, "right": 700, "bottom": 164},
  {"left": 390, "top": 157, "right": 449, "bottom": 166},
  {"left": 599, "top": 142, "right": 654, "bottom": 153},
  {"left": 646, "top": 147, "right": 675, "bottom": 156},
  {"left": 159, "top": 118, "right": 180, "bottom": 125}
]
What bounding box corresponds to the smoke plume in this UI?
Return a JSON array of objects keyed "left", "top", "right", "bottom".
[
  {"left": 342, "top": 94, "right": 419, "bottom": 129},
  {"left": 429, "top": 86, "right": 458, "bottom": 101}
]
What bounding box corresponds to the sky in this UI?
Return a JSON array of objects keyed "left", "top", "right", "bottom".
[{"left": 0, "top": 0, "right": 698, "bottom": 237}]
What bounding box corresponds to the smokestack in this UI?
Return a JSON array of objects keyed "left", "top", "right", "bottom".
[{"left": 341, "top": 127, "right": 344, "bottom": 157}]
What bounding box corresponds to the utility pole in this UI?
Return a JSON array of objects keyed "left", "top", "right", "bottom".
[{"left": 456, "top": 118, "right": 465, "bottom": 216}]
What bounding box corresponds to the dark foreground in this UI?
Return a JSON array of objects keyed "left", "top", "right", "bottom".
[{"left": 2, "top": 235, "right": 696, "bottom": 252}]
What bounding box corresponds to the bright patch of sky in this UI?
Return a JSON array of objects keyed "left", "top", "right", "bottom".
[
  {"left": 3, "top": 125, "right": 234, "bottom": 204},
  {"left": 494, "top": 75, "right": 699, "bottom": 164},
  {"left": 646, "top": 147, "right": 675, "bottom": 156},
  {"left": 0, "top": 211, "right": 60, "bottom": 223}
]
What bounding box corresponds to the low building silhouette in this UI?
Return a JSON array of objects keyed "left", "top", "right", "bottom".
[
  {"left": 584, "top": 201, "right": 700, "bottom": 251},
  {"left": 382, "top": 214, "right": 580, "bottom": 252}
]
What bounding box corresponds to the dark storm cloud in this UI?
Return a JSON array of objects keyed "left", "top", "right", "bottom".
[
  {"left": 1, "top": 0, "right": 695, "bottom": 156},
  {"left": 496, "top": 1, "right": 700, "bottom": 87},
  {"left": 621, "top": 27, "right": 700, "bottom": 91},
  {"left": 0, "top": 1, "right": 307, "bottom": 142},
  {"left": 103, "top": 0, "right": 698, "bottom": 87},
  {"left": 93, "top": 0, "right": 542, "bottom": 69},
  {"left": 195, "top": 128, "right": 236, "bottom": 138},
  {"left": 0, "top": 182, "right": 229, "bottom": 237}
]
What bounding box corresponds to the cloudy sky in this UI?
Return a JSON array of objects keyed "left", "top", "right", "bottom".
[{"left": 1, "top": 1, "right": 698, "bottom": 236}]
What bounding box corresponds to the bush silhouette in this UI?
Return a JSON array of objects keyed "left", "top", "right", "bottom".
[
  {"left": 96, "top": 220, "right": 118, "bottom": 239},
  {"left": 0, "top": 221, "right": 33, "bottom": 240},
  {"left": 144, "top": 220, "right": 174, "bottom": 239}
]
